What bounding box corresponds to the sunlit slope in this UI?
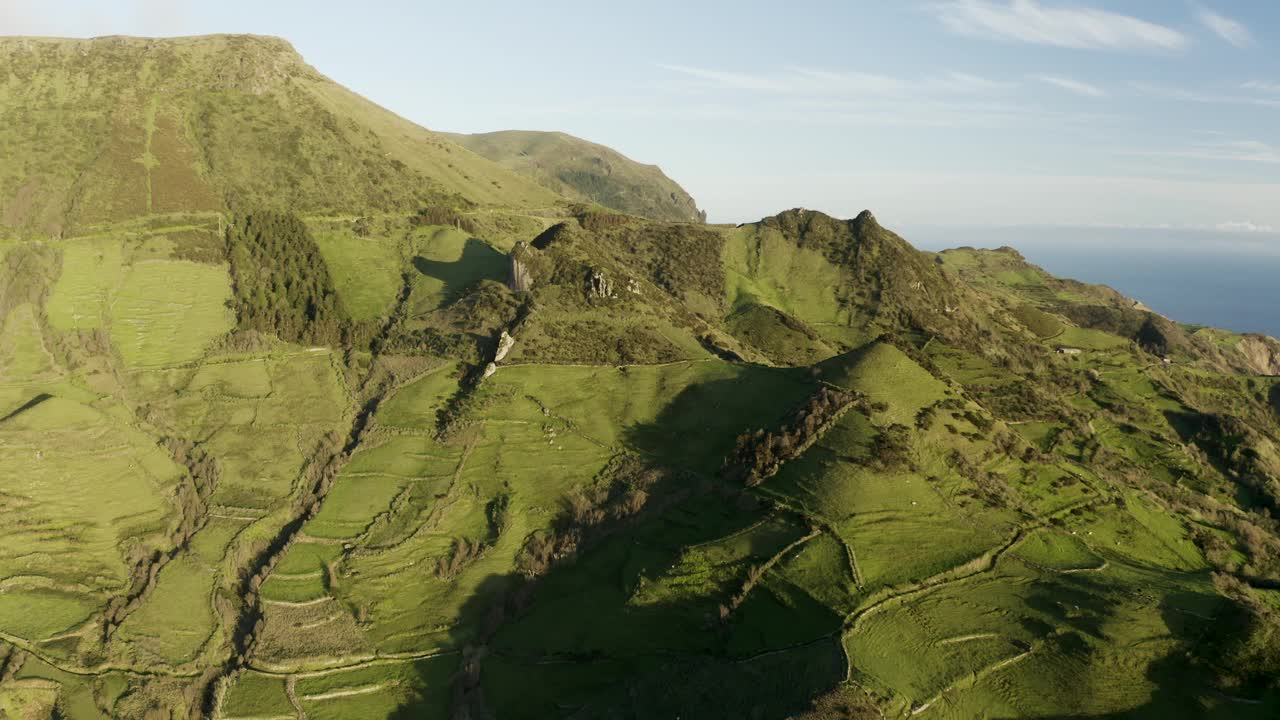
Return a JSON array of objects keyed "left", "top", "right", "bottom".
[
  {"left": 0, "top": 35, "right": 561, "bottom": 236},
  {"left": 0, "top": 35, "right": 1277, "bottom": 717},
  {"left": 443, "top": 129, "right": 705, "bottom": 223}
]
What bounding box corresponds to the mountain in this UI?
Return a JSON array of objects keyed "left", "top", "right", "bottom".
[
  {"left": 442, "top": 129, "right": 706, "bottom": 223},
  {"left": 0, "top": 35, "right": 563, "bottom": 237},
  {"left": 1, "top": 35, "right": 1279, "bottom": 720}
]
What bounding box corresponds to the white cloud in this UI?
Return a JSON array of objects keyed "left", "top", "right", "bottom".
[
  {"left": 657, "top": 64, "right": 1014, "bottom": 98},
  {"left": 1196, "top": 8, "right": 1253, "bottom": 48},
  {"left": 1217, "top": 220, "right": 1274, "bottom": 233},
  {"left": 1125, "top": 137, "right": 1280, "bottom": 165},
  {"left": 1134, "top": 83, "right": 1280, "bottom": 109},
  {"left": 1035, "top": 74, "right": 1106, "bottom": 97},
  {"left": 654, "top": 64, "right": 1111, "bottom": 129},
  {"left": 930, "top": 0, "right": 1188, "bottom": 51},
  {"left": 1243, "top": 81, "right": 1280, "bottom": 94},
  {"left": 933, "top": 71, "right": 1017, "bottom": 93}
]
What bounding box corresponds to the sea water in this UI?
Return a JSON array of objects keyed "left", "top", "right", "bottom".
[{"left": 905, "top": 226, "right": 1280, "bottom": 338}]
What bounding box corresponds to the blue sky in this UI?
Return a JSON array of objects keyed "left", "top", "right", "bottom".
[{"left": 4, "top": 0, "right": 1279, "bottom": 232}]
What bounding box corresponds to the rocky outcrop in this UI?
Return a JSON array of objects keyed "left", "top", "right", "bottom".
[
  {"left": 1236, "top": 335, "right": 1280, "bottom": 376},
  {"left": 587, "top": 269, "right": 641, "bottom": 299},
  {"left": 494, "top": 331, "right": 515, "bottom": 363},
  {"left": 509, "top": 242, "right": 533, "bottom": 292},
  {"left": 588, "top": 269, "right": 616, "bottom": 299}
]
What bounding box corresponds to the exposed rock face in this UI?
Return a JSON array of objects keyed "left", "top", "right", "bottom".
[
  {"left": 494, "top": 331, "right": 515, "bottom": 362},
  {"left": 509, "top": 241, "right": 533, "bottom": 292},
  {"left": 482, "top": 362, "right": 497, "bottom": 379},
  {"left": 625, "top": 277, "right": 642, "bottom": 295},
  {"left": 588, "top": 269, "right": 616, "bottom": 299},
  {"left": 1236, "top": 335, "right": 1280, "bottom": 376}
]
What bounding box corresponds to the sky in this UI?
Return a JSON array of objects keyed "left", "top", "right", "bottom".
[{"left": 3, "top": 0, "right": 1280, "bottom": 233}]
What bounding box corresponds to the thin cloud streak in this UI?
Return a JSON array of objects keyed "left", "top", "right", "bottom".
[
  {"left": 655, "top": 64, "right": 1014, "bottom": 98},
  {"left": 1243, "top": 81, "right": 1280, "bottom": 94},
  {"left": 1196, "top": 8, "right": 1253, "bottom": 48},
  {"left": 1134, "top": 83, "right": 1280, "bottom": 109},
  {"left": 654, "top": 63, "right": 1120, "bottom": 130},
  {"left": 1124, "top": 138, "right": 1280, "bottom": 165},
  {"left": 929, "top": 0, "right": 1187, "bottom": 51},
  {"left": 1035, "top": 74, "right": 1106, "bottom": 97}
]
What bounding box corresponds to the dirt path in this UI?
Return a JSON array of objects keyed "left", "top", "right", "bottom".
[
  {"left": 299, "top": 682, "right": 389, "bottom": 702},
  {"left": 249, "top": 648, "right": 459, "bottom": 678},
  {"left": 284, "top": 676, "right": 307, "bottom": 720}
]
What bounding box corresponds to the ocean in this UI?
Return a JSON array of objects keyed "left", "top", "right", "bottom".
[{"left": 903, "top": 226, "right": 1280, "bottom": 338}]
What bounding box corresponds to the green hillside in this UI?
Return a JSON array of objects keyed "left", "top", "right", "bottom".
[
  {"left": 0, "top": 35, "right": 563, "bottom": 237},
  {"left": 0, "top": 34, "right": 1278, "bottom": 720},
  {"left": 443, "top": 130, "right": 706, "bottom": 223}
]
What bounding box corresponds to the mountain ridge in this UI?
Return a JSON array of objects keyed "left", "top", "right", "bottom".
[
  {"left": 0, "top": 34, "right": 564, "bottom": 236},
  {"left": 0, "top": 34, "right": 1278, "bottom": 720},
  {"left": 442, "top": 128, "right": 706, "bottom": 223}
]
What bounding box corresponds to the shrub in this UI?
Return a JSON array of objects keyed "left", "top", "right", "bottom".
[{"left": 225, "top": 211, "right": 345, "bottom": 345}]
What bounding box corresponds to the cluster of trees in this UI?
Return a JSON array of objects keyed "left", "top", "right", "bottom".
[
  {"left": 410, "top": 206, "right": 478, "bottom": 234},
  {"left": 723, "top": 387, "right": 856, "bottom": 487},
  {"left": 225, "top": 211, "right": 345, "bottom": 345},
  {"left": 865, "top": 423, "right": 913, "bottom": 471},
  {"left": 947, "top": 449, "right": 1021, "bottom": 509},
  {"left": 1208, "top": 572, "right": 1280, "bottom": 694},
  {"left": 517, "top": 455, "right": 668, "bottom": 578},
  {"left": 575, "top": 207, "right": 633, "bottom": 232},
  {"left": 436, "top": 537, "right": 485, "bottom": 580},
  {"left": 1180, "top": 412, "right": 1280, "bottom": 514},
  {"left": 380, "top": 327, "right": 480, "bottom": 360}
]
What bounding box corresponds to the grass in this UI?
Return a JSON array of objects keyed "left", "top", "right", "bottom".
[
  {"left": 45, "top": 238, "right": 125, "bottom": 330},
  {"left": 443, "top": 129, "right": 703, "bottom": 223},
  {"left": 3, "top": 51, "right": 1279, "bottom": 717},
  {"left": 819, "top": 341, "right": 951, "bottom": 426},
  {"left": 721, "top": 223, "right": 854, "bottom": 340},
  {"left": 108, "top": 259, "right": 234, "bottom": 367},
  {"left": 0, "top": 396, "right": 183, "bottom": 637},
  {"left": 164, "top": 352, "right": 349, "bottom": 508},
  {"left": 294, "top": 655, "right": 454, "bottom": 719},
  {"left": 220, "top": 671, "right": 293, "bottom": 718},
  {"left": 312, "top": 223, "right": 405, "bottom": 322},
  {"left": 113, "top": 554, "right": 218, "bottom": 665},
  {"left": 407, "top": 226, "right": 508, "bottom": 314},
  {"left": 1011, "top": 529, "right": 1105, "bottom": 571}
]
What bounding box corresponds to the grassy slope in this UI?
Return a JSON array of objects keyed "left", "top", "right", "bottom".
[
  {"left": 442, "top": 129, "right": 704, "bottom": 223},
  {"left": 1, "top": 36, "right": 1278, "bottom": 720},
  {"left": 0, "top": 35, "right": 562, "bottom": 236}
]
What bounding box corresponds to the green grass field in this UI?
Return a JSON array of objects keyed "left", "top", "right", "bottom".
[{"left": 2, "top": 36, "right": 1278, "bottom": 720}]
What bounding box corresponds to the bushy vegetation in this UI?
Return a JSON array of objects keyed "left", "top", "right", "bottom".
[
  {"left": 724, "top": 387, "right": 856, "bottom": 486},
  {"left": 225, "top": 210, "right": 345, "bottom": 345},
  {"left": 5, "top": 36, "right": 1280, "bottom": 720}
]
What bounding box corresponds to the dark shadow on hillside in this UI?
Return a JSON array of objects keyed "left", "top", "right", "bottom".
[
  {"left": 386, "top": 572, "right": 515, "bottom": 720},
  {"left": 0, "top": 393, "right": 52, "bottom": 423},
  {"left": 412, "top": 237, "right": 508, "bottom": 305},
  {"left": 621, "top": 365, "right": 816, "bottom": 474},
  {"left": 1022, "top": 575, "right": 1278, "bottom": 720},
  {"left": 390, "top": 376, "right": 844, "bottom": 719}
]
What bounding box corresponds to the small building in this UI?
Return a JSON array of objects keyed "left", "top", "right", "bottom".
[{"left": 1056, "top": 347, "right": 1083, "bottom": 356}]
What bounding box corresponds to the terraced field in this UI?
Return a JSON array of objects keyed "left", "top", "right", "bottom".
[{"left": 2, "top": 33, "right": 1278, "bottom": 720}]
